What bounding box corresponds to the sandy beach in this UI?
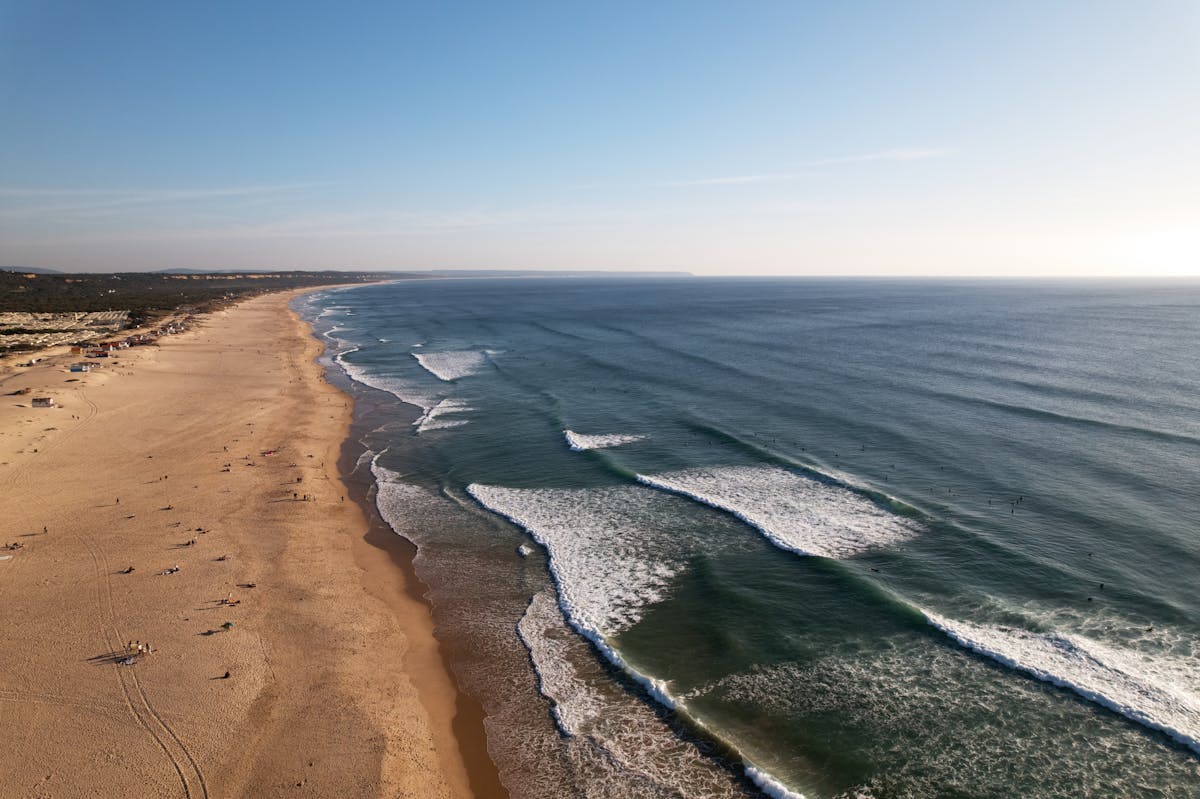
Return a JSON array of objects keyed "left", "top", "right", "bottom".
[{"left": 0, "top": 290, "right": 495, "bottom": 798}]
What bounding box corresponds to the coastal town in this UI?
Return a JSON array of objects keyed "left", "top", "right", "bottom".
[{"left": 2, "top": 312, "right": 193, "bottom": 362}]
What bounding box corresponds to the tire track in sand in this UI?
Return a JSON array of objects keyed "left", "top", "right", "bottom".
[{"left": 76, "top": 529, "right": 208, "bottom": 798}]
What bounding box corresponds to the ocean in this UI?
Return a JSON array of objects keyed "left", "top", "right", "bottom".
[{"left": 297, "top": 277, "right": 1200, "bottom": 799}]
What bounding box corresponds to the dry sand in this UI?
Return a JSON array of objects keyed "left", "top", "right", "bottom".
[{"left": 0, "top": 291, "right": 495, "bottom": 798}]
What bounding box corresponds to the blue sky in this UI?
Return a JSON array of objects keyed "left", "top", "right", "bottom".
[{"left": 1, "top": 1, "right": 1197, "bottom": 275}]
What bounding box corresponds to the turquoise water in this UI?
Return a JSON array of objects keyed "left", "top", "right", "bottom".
[{"left": 301, "top": 278, "right": 1200, "bottom": 798}]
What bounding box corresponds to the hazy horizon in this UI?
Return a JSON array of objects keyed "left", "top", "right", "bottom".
[{"left": 2, "top": 2, "right": 1197, "bottom": 277}]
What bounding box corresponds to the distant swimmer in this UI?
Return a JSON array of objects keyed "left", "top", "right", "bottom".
[{"left": 870, "top": 567, "right": 880, "bottom": 573}]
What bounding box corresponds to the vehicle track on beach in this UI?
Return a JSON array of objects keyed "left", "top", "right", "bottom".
[{"left": 76, "top": 529, "right": 209, "bottom": 799}]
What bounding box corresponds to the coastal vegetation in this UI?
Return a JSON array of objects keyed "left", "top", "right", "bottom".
[
  {"left": 0, "top": 269, "right": 400, "bottom": 318},
  {"left": 0, "top": 270, "right": 402, "bottom": 352}
]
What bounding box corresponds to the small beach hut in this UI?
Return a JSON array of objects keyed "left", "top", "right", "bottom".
[{"left": 32, "top": 397, "right": 55, "bottom": 408}]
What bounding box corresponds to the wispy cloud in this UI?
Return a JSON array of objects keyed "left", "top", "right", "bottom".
[
  {"left": 803, "top": 147, "right": 945, "bottom": 166},
  {"left": 5, "top": 206, "right": 536, "bottom": 245},
  {"left": 668, "top": 174, "right": 797, "bottom": 187},
  {"left": 664, "top": 147, "right": 945, "bottom": 187},
  {"left": 0, "top": 183, "right": 324, "bottom": 219}
]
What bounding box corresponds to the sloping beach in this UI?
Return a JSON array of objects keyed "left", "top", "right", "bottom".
[{"left": 0, "top": 290, "right": 489, "bottom": 797}]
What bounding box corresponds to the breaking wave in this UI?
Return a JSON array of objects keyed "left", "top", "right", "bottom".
[
  {"left": 925, "top": 611, "right": 1200, "bottom": 755},
  {"left": 412, "top": 350, "right": 487, "bottom": 381},
  {"left": 470, "top": 482, "right": 814, "bottom": 798},
  {"left": 414, "top": 398, "right": 473, "bottom": 433},
  {"left": 637, "top": 465, "right": 920, "bottom": 559},
  {"left": 563, "top": 430, "right": 647, "bottom": 451}
]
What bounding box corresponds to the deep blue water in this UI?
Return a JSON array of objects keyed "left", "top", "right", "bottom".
[{"left": 301, "top": 278, "right": 1200, "bottom": 799}]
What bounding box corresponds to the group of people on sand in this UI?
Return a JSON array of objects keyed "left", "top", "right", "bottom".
[{"left": 122, "top": 640, "right": 155, "bottom": 664}]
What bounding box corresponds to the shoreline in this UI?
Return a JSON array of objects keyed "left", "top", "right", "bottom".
[
  {"left": 308, "top": 288, "right": 509, "bottom": 799},
  {"left": 0, "top": 288, "right": 494, "bottom": 797}
]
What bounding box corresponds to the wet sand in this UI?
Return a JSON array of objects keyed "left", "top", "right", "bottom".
[{"left": 0, "top": 290, "right": 500, "bottom": 797}]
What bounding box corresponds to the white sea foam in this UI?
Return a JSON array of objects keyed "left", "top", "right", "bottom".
[
  {"left": 467, "top": 484, "right": 681, "bottom": 637},
  {"left": 563, "top": 430, "right": 647, "bottom": 451},
  {"left": 385, "top": 473, "right": 806, "bottom": 798},
  {"left": 517, "top": 588, "right": 757, "bottom": 796},
  {"left": 637, "top": 465, "right": 920, "bottom": 559},
  {"left": 412, "top": 350, "right": 486, "bottom": 381},
  {"left": 414, "top": 398, "right": 474, "bottom": 433},
  {"left": 516, "top": 589, "right": 600, "bottom": 736},
  {"left": 925, "top": 611, "right": 1200, "bottom": 754},
  {"left": 352, "top": 448, "right": 375, "bottom": 475},
  {"left": 743, "top": 761, "right": 809, "bottom": 799},
  {"left": 334, "top": 347, "right": 440, "bottom": 412},
  {"left": 332, "top": 346, "right": 367, "bottom": 383}
]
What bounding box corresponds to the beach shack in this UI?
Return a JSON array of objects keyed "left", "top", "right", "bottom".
[{"left": 31, "top": 397, "right": 55, "bottom": 408}]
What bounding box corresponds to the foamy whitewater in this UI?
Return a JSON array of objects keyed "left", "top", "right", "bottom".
[
  {"left": 564, "top": 430, "right": 647, "bottom": 451},
  {"left": 636, "top": 465, "right": 920, "bottom": 559},
  {"left": 925, "top": 612, "right": 1200, "bottom": 755},
  {"left": 412, "top": 350, "right": 486, "bottom": 381},
  {"left": 305, "top": 278, "right": 1200, "bottom": 798},
  {"left": 415, "top": 398, "right": 473, "bottom": 433},
  {"left": 467, "top": 484, "right": 683, "bottom": 636}
]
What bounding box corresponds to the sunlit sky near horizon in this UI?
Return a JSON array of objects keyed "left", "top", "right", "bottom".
[{"left": 1, "top": 1, "right": 1198, "bottom": 276}]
